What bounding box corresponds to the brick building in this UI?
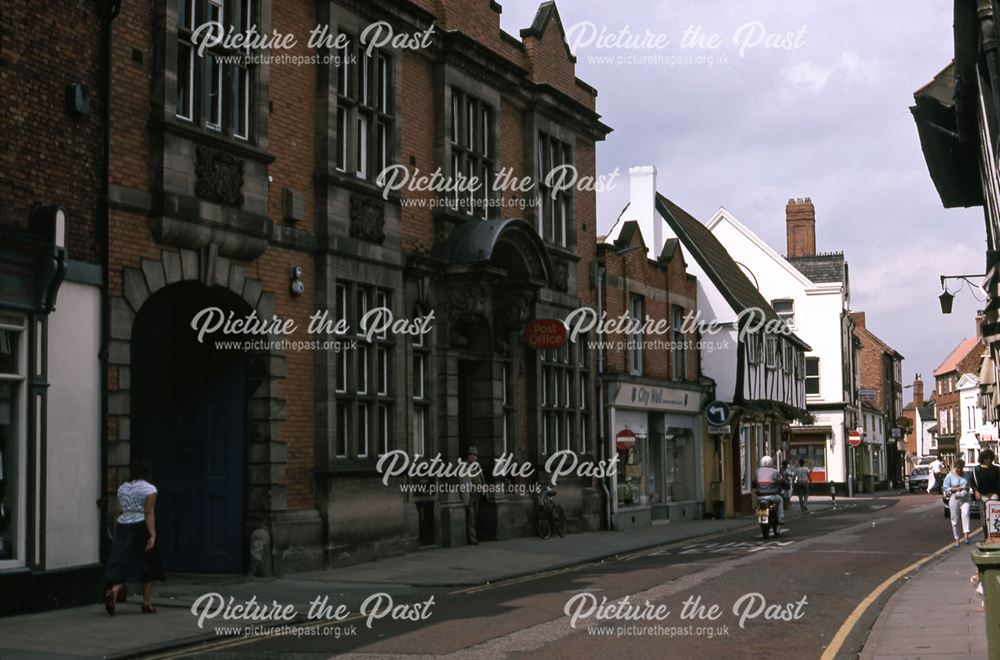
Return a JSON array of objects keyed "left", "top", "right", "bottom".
[
  {"left": 99, "top": 0, "right": 610, "bottom": 578},
  {"left": 850, "top": 312, "right": 904, "bottom": 489},
  {"left": 599, "top": 168, "right": 705, "bottom": 528},
  {"left": 931, "top": 328, "right": 985, "bottom": 460},
  {"left": 0, "top": 1, "right": 106, "bottom": 613}
]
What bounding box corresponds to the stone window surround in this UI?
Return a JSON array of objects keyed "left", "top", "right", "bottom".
[
  {"left": 323, "top": 3, "right": 404, "bottom": 197},
  {"left": 442, "top": 67, "right": 501, "bottom": 220},
  {"left": 527, "top": 111, "right": 578, "bottom": 252},
  {"left": 159, "top": 0, "right": 272, "bottom": 152}
]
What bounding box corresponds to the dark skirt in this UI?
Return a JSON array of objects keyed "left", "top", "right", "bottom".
[{"left": 105, "top": 521, "right": 165, "bottom": 584}]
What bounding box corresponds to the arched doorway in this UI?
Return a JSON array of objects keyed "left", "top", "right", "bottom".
[{"left": 131, "top": 282, "right": 249, "bottom": 573}]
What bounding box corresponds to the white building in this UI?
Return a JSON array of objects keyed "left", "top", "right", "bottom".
[
  {"left": 604, "top": 167, "right": 810, "bottom": 517},
  {"left": 706, "top": 201, "right": 859, "bottom": 489},
  {"left": 958, "top": 373, "right": 999, "bottom": 464}
]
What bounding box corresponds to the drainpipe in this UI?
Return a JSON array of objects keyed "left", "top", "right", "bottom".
[
  {"left": 595, "top": 261, "right": 612, "bottom": 530},
  {"left": 98, "top": 0, "right": 121, "bottom": 562}
]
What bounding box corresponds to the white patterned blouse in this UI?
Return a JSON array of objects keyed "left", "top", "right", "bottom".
[{"left": 116, "top": 479, "right": 157, "bottom": 524}]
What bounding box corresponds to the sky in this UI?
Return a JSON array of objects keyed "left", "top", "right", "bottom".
[{"left": 498, "top": 0, "right": 987, "bottom": 398}]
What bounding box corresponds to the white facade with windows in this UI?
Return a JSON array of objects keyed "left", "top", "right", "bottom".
[
  {"left": 958, "top": 373, "right": 998, "bottom": 463},
  {"left": 707, "top": 208, "right": 856, "bottom": 485}
]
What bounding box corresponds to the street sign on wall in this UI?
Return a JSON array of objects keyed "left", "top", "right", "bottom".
[{"left": 859, "top": 388, "right": 878, "bottom": 402}]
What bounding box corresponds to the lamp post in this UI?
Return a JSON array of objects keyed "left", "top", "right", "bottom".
[{"left": 938, "top": 274, "right": 986, "bottom": 314}]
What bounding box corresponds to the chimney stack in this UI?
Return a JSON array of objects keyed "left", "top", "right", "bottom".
[
  {"left": 913, "top": 373, "right": 924, "bottom": 408},
  {"left": 851, "top": 311, "right": 866, "bottom": 330},
  {"left": 977, "top": 309, "right": 985, "bottom": 339},
  {"left": 629, "top": 166, "right": 659, "bottom": 259},
  {"left": 786, "top": 197, "right": 816, "bottom": 258}
]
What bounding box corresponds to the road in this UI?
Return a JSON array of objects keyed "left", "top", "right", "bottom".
[{"left": 146, "top": 494, "right": 961, "bottom": 659}]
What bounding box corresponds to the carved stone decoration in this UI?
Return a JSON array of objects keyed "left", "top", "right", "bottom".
[
  {"left": 492, "top": 290, "right": 533, "bottom": 355},
  {"left": 551, "top": 260, "right": 569, "bottom": 292},
  {"left": 194, "top": 145, "right": 245, "bottom": 206},
  {"left": 448, "top": 287, "right": 489, "bottom": 324},
  {"left": 349, "top": 194, "right": 386, "bottom": 244}
]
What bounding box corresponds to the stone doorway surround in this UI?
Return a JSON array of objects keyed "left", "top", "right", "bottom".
[{"left": 106, "top": 244, "right": 289, "bottom": 575}]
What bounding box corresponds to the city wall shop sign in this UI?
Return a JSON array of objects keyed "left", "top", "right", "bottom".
[{"left": 612, "top": 383, "right": 701, "bottom": 413}]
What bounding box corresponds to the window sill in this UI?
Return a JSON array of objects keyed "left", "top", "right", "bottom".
[
  {"left": 158, "top": 119, "right": 275, "bottom": 165},
  {"left": 322, "top": 170, "right": 402, "bottom": 203}
]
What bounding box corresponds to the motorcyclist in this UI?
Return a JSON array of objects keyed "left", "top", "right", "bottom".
[{"left": 754, "top": 456, "right": 785, "bottom": 524}]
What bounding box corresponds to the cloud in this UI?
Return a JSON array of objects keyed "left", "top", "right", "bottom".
[{"left": 783, "top": 50, "right": 879, "bottom": 92}]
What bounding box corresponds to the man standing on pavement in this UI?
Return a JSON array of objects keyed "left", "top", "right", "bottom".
[
  {"left": 929, "top": 456, "right": 945, "bottom": 494},
  {"left": 460, "top": 447, "right": 485, "bottom": 545}
]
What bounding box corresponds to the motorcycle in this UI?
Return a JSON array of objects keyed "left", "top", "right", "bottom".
[{"left": 756, "top": 495, "right": 782, "bottom": 539}]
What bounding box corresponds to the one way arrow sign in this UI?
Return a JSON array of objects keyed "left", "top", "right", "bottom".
[{"left": 706, "top": 401, "right": 731, "bottom": 426}]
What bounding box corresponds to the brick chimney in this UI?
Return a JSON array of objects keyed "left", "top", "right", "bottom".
[
  {"left": 786, "top": 197, "right": 816, "bottom": 258},
  {"left": 913, "top": 373, "right": 923, "bottom": 408},
  {"left": 851, "top": 311, "right": 865, "bottom": 330}
]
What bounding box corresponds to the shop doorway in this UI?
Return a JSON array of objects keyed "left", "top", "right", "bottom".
[{"left": 131, "top": 283, "right": 247, "bottom": 573}]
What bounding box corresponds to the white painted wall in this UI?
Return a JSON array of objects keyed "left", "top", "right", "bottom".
[{"left": 45, "top": 281, "right": 101, "bottom": 569}]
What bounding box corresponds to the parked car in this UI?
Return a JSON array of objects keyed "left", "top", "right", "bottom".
[
  {"left": 909, "top": 466, "right": 930, "bottom": 492},
  {"left": 941, "top": 469, "right": 981, "bottom": 518}
]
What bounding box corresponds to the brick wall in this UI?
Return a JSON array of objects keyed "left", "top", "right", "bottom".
[{"left": 0, "top": 0, "right": 104, "bottom": 263}]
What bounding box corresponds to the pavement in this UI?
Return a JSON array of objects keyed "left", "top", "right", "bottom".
[
  {"left": 0, "top": 493, "right": 990, "bottom": 659},
  {"left": 859, "top": 537, "right": 989, "bottom": 660}
]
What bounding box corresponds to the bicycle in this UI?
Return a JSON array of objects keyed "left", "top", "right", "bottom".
[{"left": 536, "top": 486, "right": 566, "bottom": 539}]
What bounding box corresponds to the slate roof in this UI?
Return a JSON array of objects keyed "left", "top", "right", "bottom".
[
  {"left": 656, "top": 193, "right": 811, "bottom": 351},
  {"left": 786, "top": 253, "right": 846, "bottom": 284},
  {"left": 918, "top": 404, "right": 936, "bottom": 419}
]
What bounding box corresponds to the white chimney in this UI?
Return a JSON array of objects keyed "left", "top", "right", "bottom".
[{"left": 628, "top": 165, "right": 658, "bottom": 258}]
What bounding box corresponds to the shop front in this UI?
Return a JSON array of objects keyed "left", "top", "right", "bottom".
[{"left": 607, "top": 380, "right": 704, "bottom": 529}]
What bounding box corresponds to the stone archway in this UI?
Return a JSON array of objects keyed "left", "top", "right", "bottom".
[{"left": 105, "top": 245, "right": 286, "bottom": 574}]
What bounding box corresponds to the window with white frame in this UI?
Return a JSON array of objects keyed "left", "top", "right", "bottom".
[
  {"left": 671, "top": 305, "right": 686, "bottom": 381},
  {"left": 176, "top": 0, "right": 254, "bottom": 140},
  {"left": 336, "top": 30, "right": 393, "bottom": 181},
  {"left": 771, "top": 298, "right": 794, "bottom": 328},
  {"left": 628, "top": 294, "right": 644, "bottom": 376},
  {"left": 0, "top": 313, "right": 26, "bottom": 565},
  {"left": 540, "top": 341, "right": 590, "bottom": 456},
  {"left": 334, "top": 282, "right": 393, "bottom": 460},
  {"left": 449, "top": 88, "right": 495, "bottom": 218},
  {"left": 537, "top": 132, "right": 572, "bottom": 247},
  {"left": 765, "top": 336, "right": 778, "bottom": 369},
  {"left": 805, "top": 357, "right": 820, "bottom": 396},
  {"left": 412, "top": 326, "right": 429, "bottom": 457}
]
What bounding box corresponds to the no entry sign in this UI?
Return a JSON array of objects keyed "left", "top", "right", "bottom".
[{"left": 848, "top": 429, "right": 863, "bottom": 447}]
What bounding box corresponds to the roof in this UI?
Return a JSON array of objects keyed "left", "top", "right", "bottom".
[
  {"left": 655, "top": 193, "right": 811, "bottom": 351},
  {"left": 918, "top": 404, "right": 936, "bottom": 419},
  {"left": 854, "top": 321, "right": 905, "bottom": 360},
  {"left": 934, "top": 337, "right": 980, "bottom": 376},
  {"left": 786, "top": 253, "right": 846, "bottom": 284}
]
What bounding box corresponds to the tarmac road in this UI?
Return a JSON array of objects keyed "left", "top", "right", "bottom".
[{"left": 152, "top": 494, "right": 961, "bottom": 660}]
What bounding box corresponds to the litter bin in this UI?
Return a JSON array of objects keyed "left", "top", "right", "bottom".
[{"left": 971, "top": 543, "right": 1000, "bottom": 656}]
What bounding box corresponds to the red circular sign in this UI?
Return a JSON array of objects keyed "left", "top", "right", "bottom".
[
  {"left": 525, "top": 319, "right": 568, "bottom": 351},
  {"left": 616, "top": 428, "right": 637, "bottom": 450},
  {"left": 848, "top": 430, "right": 863, "bottom": 447}
]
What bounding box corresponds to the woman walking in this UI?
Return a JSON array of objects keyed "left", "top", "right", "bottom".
[
  {"left": 104, "top": 459, "right": 164, "bottom": 615},
  {"left": 943, "top": 459, "right": 973, "bottom": 548}
]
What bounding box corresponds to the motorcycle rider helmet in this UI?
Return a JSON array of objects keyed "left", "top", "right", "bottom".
[{"left": 760, "top": 456, "right": 774, "bottom": 468}]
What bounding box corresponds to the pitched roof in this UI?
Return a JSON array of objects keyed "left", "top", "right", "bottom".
[
  {"left": 918, "top": 404, "right": 936, "bottom": 419},
  {"left": 656, "top": 194, "right": 811, "bottom": 351},
  {"left": 854, "top": 323, "right": 905, "bottom": 360},
  {"left": 934, "top": 337, "right": 980, "bottom": 376},
  {"left": 786, "top": 253, "right": 846, "bottom": 284}
]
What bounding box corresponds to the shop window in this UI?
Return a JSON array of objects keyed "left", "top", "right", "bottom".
[
  {"left": 806, "top": 357, "right": 820, "bottom": 395},
  {"left": 176, "top": 0, "right": 255, "bottom": 140},
  {"left": 671, "top": 305, "right": 686, "bottom": 381},
  {"left": 617, "top": 434, "right": 642, "bottom": 507},
  {"left": 336, "top": 31, "right": 393, "bottom": 182},
  {"left": 628, "top": 294, "right": 644, "bottom": 376},
  {"left": 0, "top": 314, "right": 25, "bottom": 564},
  {"left": 449, "top": 89, "right": 494, "bottom": 218},
  {"left": 334, "top": 281, "right": 393, "bottom": 460},
  {"left": 537, "top": 132, "right": 572, "bottom": 247},
  {"left": 662, "top": 429, "right": 695, "bottom": 502}
]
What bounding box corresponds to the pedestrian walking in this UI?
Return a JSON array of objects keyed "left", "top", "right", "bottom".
[
  {"left": 793, "top": 459, "right": 811, "bottom": 512},
  {"left": 972, "top": 449, "right": 1000, "bottom": 539},
  {"left": 781, "top": 460, "right": 794, "bottom": 510},
  {"left": 104, "top": 459, "right": 164, "bottom": 615},
  {"left": 929, "top": 456, "right": 945, "bottom": 494},
  {"left": 459, "top": 446, "right": 484, "bottom": 545},
  {"left": 942, "top": 459, "right": 973, "bottom": 547}
]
